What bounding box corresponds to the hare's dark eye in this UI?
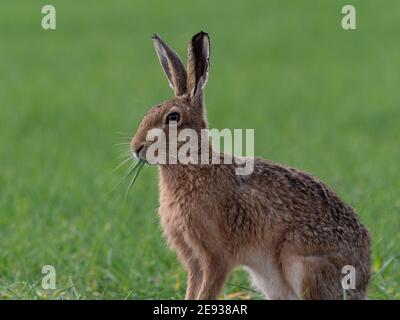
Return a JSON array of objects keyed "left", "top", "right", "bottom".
[{"left": 166, "top": 112, "right": 180, "bottom": 124}]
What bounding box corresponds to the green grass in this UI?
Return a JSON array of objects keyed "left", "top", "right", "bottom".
[{"left": 0, "top": 0, "right": 399, "bottom": 299}]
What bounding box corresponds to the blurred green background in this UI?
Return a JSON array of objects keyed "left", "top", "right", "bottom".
[{"left": 0, "top": 0, "right": 399, "bottom": 299}]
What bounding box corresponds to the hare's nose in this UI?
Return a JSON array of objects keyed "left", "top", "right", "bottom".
[{"left": 135, "top": 144, "right": 144, "bottom": 154}]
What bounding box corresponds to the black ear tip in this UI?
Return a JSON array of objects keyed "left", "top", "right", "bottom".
[
  {"left": 152, "top": 34, "right": 160, "bottom": 40},
  {"left": 192, "top": 31, "right": 209, "bottom": 41}
]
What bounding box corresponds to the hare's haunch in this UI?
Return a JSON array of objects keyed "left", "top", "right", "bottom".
[{"left": 130, "top": 32, "right": 371, "bottom": 300}]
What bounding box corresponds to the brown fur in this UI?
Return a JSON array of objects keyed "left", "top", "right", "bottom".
[{"left": 131, "top": 32, "right": 371, "bottom": 300}]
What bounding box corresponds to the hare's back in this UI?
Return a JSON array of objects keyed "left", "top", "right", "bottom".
[{"left": 247, "top": 158, "right": 369, "bottom": 247}]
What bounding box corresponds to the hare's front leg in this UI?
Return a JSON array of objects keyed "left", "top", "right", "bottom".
[
  {"left": 184, "top": 259, "right": 203, "bottom": 300},
  {"left": 172, "top": 236, "right": 203, "bottom": 299},
  {"left": 197, "top": 256, "right": 231, "bottom": 300}
]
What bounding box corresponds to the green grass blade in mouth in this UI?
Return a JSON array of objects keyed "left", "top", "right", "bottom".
[
  {"left": 108, "top": 160, "right": 140, "bottom": 195},
  {"left": 124, "top": 160, "right": 145, "bottom": 201},
  {"left": 113, "top": 157, "right": 133, "bottom": 173}
]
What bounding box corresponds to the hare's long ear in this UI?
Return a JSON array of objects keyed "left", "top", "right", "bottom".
[
  {"left": 152, "top": 34, "right": 187, "bottom": 96},
  {"left": 187, "top": 31, "right": 210, "bottom": 104}
]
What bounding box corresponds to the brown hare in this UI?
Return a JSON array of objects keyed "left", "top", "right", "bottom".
[{"left": 130, "top": 32, "right": 371, "bottom": 300}]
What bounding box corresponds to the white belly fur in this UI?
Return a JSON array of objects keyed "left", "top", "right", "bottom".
[{"left": 243, "top": 251, "right": 299, "bottom": 300}]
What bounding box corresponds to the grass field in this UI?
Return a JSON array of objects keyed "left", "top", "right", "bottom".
[{"left": 0, "top": 0, "right": 399, "bottom": 299}]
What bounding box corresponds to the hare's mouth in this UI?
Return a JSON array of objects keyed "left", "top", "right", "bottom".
[
  {"left": 132, "top": 145, "right": 148, "bottom": 163},
  {"left": 133, "top": 152, "right": 148, "bottom": 165},
  {"left": 132, "top": 150, "right": 141, "bottom": 161}
]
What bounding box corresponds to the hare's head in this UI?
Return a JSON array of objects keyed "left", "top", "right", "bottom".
[{"left": 131, "top": 32, "right": 210, "bottom": 163}]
